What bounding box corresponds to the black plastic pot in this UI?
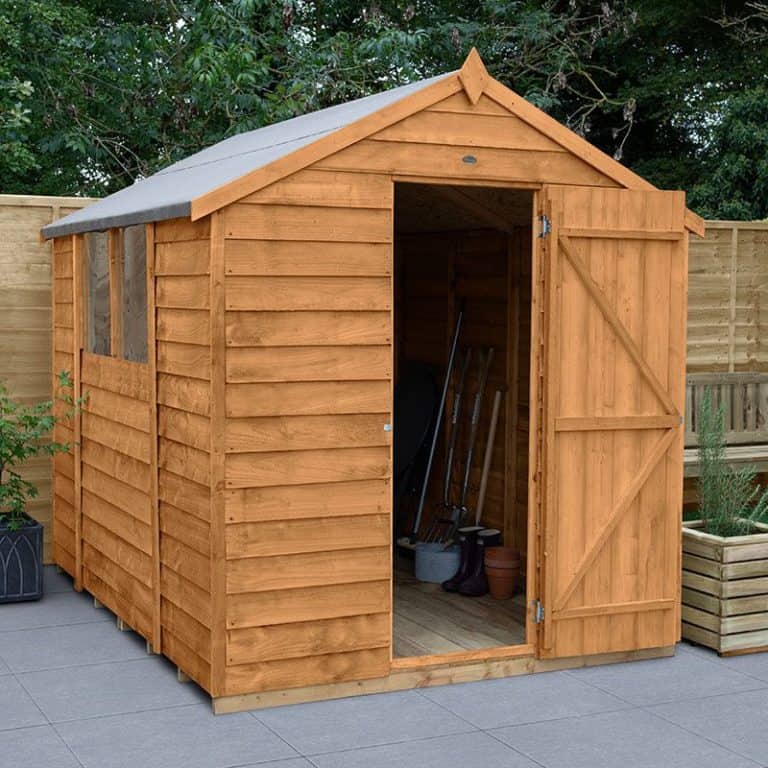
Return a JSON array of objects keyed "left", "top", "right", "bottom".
[{"left": 0, "top": 515, "right": 43, "bottom": 603}]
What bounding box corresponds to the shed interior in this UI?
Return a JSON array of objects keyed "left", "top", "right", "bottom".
[{"left": 392, "top": 182, "right": 533, "bottom": 658}]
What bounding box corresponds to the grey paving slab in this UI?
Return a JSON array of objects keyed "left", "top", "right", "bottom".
[
  {"left": 241, "top": 762, "right": 314, "bottom": 768},
  {"left": 43, "top": 564, "right": 76, "bottom": 593},
  {"left": 420, "top": 670, "right": 629, "bottom": 729},
  {"left": 650, "top": 687, "right": 768, "bottom": 765},
  {"left": 0, "top": 651, "right": 11, "bottom": 675},
  {"left": 57, "top": 704, "right": 298, "bottom": 768},
  {"left": 492, "top": 708, "right": 759, "bottom": 768},
  {"left": 310, "top": 731, "right": 540, "bottom": 768},
  {"left": 698, "top": 648, "right": 768, "bottom": 683},
  {"left": 255, "top": 690, "right": 475, "bottom": 755},
  {"left": 18, "top": 656, "right": 206, "bottom": 722},
  {"left": 0, "top": 620, "right": 148, "bottom": 672},
  {"left": 0, "top": 675, "right": 47, "bottom": 731},
  {"left": 0, "top": 589, "right": 110, "bottom": 632},
  {"left": 567, "top": 649, "right": 766, "bottom": 705},
  {"left": 2, "top": 724, "right": 81, "bottom": 768}
]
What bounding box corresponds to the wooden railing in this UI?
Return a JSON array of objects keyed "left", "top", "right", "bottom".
[{"left": 684, "top": 372, "right": 768, "bottom": 447}]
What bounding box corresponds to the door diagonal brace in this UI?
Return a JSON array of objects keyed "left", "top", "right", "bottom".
[
  {"left": 559, "top": 235, "right": 679, "bottom": 416},
  {"left": 553, "top": 428, "right": 676, "bottom": 611}
]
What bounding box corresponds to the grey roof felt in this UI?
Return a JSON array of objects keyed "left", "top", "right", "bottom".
[{"left": 42, "top": 72, "right": 454, "bottom": 239}]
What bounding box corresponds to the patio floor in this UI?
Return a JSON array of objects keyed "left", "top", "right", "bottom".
[{"left": 4, "top": 567, "right": 768, "bottom": 768}]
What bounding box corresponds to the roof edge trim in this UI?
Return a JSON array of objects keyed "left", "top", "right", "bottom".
[{"left": 41, "top": 201, "right": 192, "bottom": 240}]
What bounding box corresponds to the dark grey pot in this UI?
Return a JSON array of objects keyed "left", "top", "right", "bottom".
[{"left": 0, "top": 516, "right": 43, "bottom": 603}]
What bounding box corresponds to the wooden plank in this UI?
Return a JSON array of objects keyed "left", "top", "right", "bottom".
[
  {"left": 372, "top": 111, "right": 564, "bottom": 152},
  {"left": 225, "top": 446, "right": 390, "bottom": 488},
  {"left": 159, "top": 406, "right": 210, "bottom": 452},
  {"left": 161, "top": 597, "right": 211, "bottom": 660},
  {"left": 227, "top": 613, "right": 390, "bottom": 665},
  {"left": 225, "top": 310, "right": 390, "bottom": 347},
  {"left": 226, "top": 276, "right": 390, "bottom": 311},
  {"left": 225, "top": 413, "right": 390, "bottom": 453},
  {"left": 108, "top": 229, "right": 123, "bottom": 359},
  {"left": 154, "top": 217, "right": 210, "bottom": 243},
  {"left": 81, "top": 463, "right": 151, "bottom": 525},
  {"left": 225, "top": 478, "right": 389, "bottom": 523},
  {"left": 157, "top": 308, "right": 211, "bottom": 345},
  {"left": 318, "top": 140, "right": 616, "bottom": 187},
  {"left": 162, "top": 629, "right": 211, "bottom": 692},
  {"left": 224, "top": 647, "right": 390, "bottom": 696},
  {"left": 82, "top": 384, "right": 150, "bottom": 432},
  {"left": 559, "top": 227, "right": 682, "bottom": 241},
  {"left": 159, "top": 469, "right": 210, "bottom": 521},
  {"left": 555, "top": 415, "right": 680, "bottom": 432},
  {"left": 81, "top": 352, "right": 149, "bottom": 399},
  {"left": 82, "top": 490, "right": 153, "bottom": 556},
  {"left": 160, "top": 502, "right": 210, "bottom": 556},
  {"left": 158, "top": 373, "right": 210, "bottom": 416},
  {"left": 242, "top": 170, "right": 392, "bottom": 208},
  {"left": 227, "top": 580, "right": 391, "bottom": 629},
  {"left": 80, "top": 437, "right": 150, "bottom": 493},
  {"left": 156, "top": 276, "right": 210, "bottom": 309},
  {"left": 81, "top": 411, "right": 150, "bottom": 463},
  {"left": 155, "top": 240, "right": 210, "bottom": 275},
  {"left": 157, "top": 341, "right": 211, "bottom": 380},
  {"left": 226, "top": 514, "right": 389, "bottom": 558},
  {"left": 225, "top": 240, "right": 391, "bottom": 277},
  {"left": 224, "top": 204, "right": 391, "bottom": 243},
  {"left": 226, "top": 380, "right": 390, "bottom": 417},
  {"left": 82, "top": 517, "right": 153, "bottom": 588},
  {"left": 83, "top": 565, "right": 153, "bottom": 641},
  {"left": 226, "top": 346, "right": 390, "bottom": 383},
  {"left": 159, "top": 439, "right": 210, "bottom": 486},
  {"left": 161, "top": 565, "right": 212, "bottom": 628},
  {"left": 227, "top": 546, "right": 389, "bottom": 593},
  {"left": 161, "top": 534, "right": 211, "bottom": 592}
]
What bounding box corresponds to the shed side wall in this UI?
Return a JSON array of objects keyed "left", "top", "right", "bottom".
[{"left": 221, "top": 169, "right": 393, "bottom": 696}]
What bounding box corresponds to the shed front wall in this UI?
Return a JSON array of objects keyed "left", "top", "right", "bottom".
[{"left": 216, "top": 87, "right": 653, "bottom": 697}]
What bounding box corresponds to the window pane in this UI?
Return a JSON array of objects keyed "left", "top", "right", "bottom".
[
  {"left": 86, "top": 232, "right": 110, "bottom": 356},
  {"left": 121, "top": 225, "right": 148, "bottom": 363}
]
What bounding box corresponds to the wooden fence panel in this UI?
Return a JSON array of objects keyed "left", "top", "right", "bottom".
[{"left": 0, "top": 194, "right": 95, "bottom": 562}]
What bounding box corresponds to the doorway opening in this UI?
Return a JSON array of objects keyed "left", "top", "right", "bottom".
[{"left": 392, "top": 182, "right": 535, "bottom": 660}]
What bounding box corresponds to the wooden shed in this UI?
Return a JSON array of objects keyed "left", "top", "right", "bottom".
[{"left": 42, "top": 50, "right": 703, "bottom": 712}]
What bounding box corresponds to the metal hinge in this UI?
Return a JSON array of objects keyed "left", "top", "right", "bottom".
[
  {"left": 537, "top": 214, "right": 551, "bottom": 238},
  {"left": 532, "top": 599, "right": 545, "bottom": 623}
]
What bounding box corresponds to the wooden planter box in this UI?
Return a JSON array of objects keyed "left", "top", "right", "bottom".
[{"left": 682, "top": 520, "right": 768, "bottom": 654}]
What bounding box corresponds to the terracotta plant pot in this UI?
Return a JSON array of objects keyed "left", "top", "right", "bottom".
[{"left": 484, "top": 546, "right": 520, "bottom": 600}]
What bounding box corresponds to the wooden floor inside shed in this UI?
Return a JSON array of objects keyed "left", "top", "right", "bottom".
[{"left": 393, "top": 562, "right": 527, "bottom": 658}]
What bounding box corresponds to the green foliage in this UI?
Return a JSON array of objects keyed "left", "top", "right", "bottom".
[
  {"left": 697, "top": 388, "right": 768, "bottom": 537},
  {"left": 1, "top": 1, "right": 767, "bottom": 217},
  {"left": 0, "top": 372, "right": 82, "bottom": 531}
]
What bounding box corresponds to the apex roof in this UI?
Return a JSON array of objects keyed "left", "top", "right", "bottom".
[{"left": 42, "top": 50, "right": 704, "bottom": 239}]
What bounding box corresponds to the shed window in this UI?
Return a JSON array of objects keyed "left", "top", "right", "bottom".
[
  {"left": 85, "top": 232, "right": 111, "bottom": 356},
  {"left": 121, "top": 225, "right": 148, "bottom": 363}
]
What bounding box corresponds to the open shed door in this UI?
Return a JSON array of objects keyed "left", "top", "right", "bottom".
[{"left": 537, "top": 186, "right": 687, "bottom": 659}]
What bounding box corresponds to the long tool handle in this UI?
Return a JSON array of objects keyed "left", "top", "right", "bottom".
[
  {"left": 411, "top": 306, "right": 464, "bottom": 540},
  {"left": 442, "top": 347, "right": 472, "bottom": 506},
  {"left": 459, "top": 346, "right": 495, "bottom": 509},
  {"left": 475, "top": 389, "right": 503, "bottom": 525}
]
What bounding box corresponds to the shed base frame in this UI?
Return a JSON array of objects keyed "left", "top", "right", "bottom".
[{"left": 211, "top": 645, "right": 675, "bottom": 714}]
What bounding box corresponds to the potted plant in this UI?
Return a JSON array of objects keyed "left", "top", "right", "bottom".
[
  {"left": 682, "top": 388, "right": 768, "bottom": 654},
  {"left": 0, "top": 372, "right": 78, "bottom": 603}
]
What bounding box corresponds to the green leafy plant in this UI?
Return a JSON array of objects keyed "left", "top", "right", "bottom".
[
  {"left": 0, "top": 371, "right": 82, "bottom": 531},
  {"left": 697, "top": 387, "right": 768, "bottom": 537}
]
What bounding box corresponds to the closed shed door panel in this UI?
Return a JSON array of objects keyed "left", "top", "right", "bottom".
[{"left": 539, "top": 186, "right": 686, "bottom": 658}]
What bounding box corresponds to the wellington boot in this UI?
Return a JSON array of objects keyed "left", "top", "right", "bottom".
[
  {"left": 441, "top": 526, "right": 483, "bottom": 592},
  {"left": 458, "top": 530, "right": 491, "bottom": 597}
]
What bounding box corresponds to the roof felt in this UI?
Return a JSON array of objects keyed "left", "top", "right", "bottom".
[{"left": 42, "top": 72, "right": 454, "bottom": 239}]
